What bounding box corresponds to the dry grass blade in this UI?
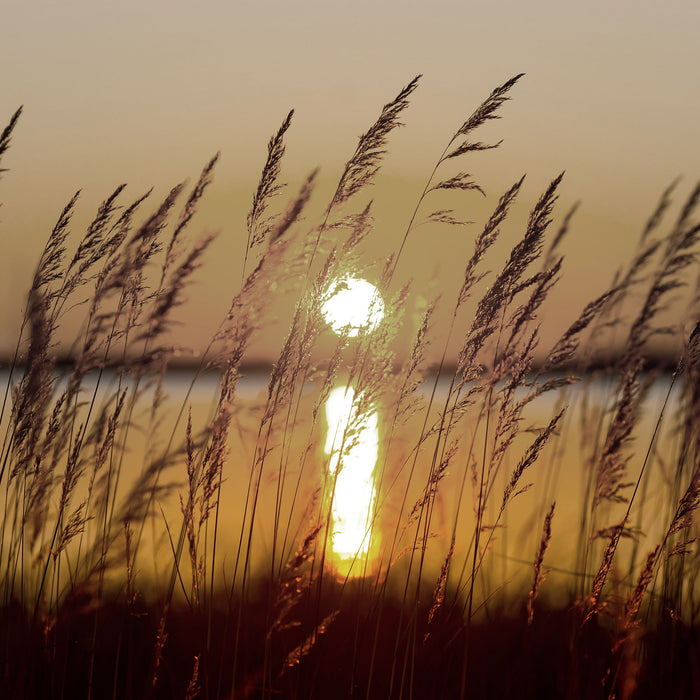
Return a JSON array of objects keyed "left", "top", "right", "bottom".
[
  {"left": 543, "top": 284, "right": 618, "bottom": 372},
  {"left": 333, "top": 75, "right": 420, "bottom": 206},
  {"left": 150, "top": 603, "right": 170, "bottom": 689},
  {"left": 445, "top": 73, "right": 524, "bottom": 159},
  {"left": 0, "top": 106, "right": 22, "bottom": 174},
  {"left": 31, "top": 191, "right": 80, "bottom": 298},
  {"left": 122, "top": 184, "right": 185, "bottom": 269},
  {"left": 426, "top": 538, "right": 455, "bottom": 630},
  {"left": 199, "top": 377, "right": 235, "bottom": 526},
  {"left": 600, "top": 546, "right": 662, "bottom": 700},
  {"left": 590, "top": 521, "right": 643, "bottom": 544},
  {"left": 503, "top": 257, "right": 562, "bottom": 359},
  {"left": 212, "top": 178, "right": 307, "bottom": 365},
  {"left": 10, "top": 286, "right": 54, "bottom": 480},
  {"left": 165, "top": 152, "right": 220, "bottom": 275},
  {"left": 686, "top": 318, "right": 700, "bottom": 363},
  {"left": 508, "top": 172, "right": 565, "bottom": 295},
  {"left": 389, "top": 75, "right": 524, "bottom": 284},
  {"left": 185, "top": 654, "right": 201, "bottom": 700},
  {"left": 444, "top": 138, "right": 502, "bottom": 162},
  {"left": 502, "top": 409, "right": 565, "bottom": 509},
  {"left": 667, "top": 464, "right": 700, "bottom": 541},
  {"left": 623, "top": 545, "right": 660, "bottom": 629},
  {"left": 89, "top": 183, "right": 185, "bottom": 346},
  {"left": 424, "top": 209, "right": 471, "bottom": 226},
  {"left": 22, "top": 391, "right": 67, "bottom": 545},
  {"left": 584, "top": 525, "right": 623, "bottom": 622},
  {"left": 395, "top": 297, "right": 436, "bottom": 424},
  {"left": 459, "top": 177, "right": 524, "bottom": 307},
  {"left": 145, "top": 231, "right": 217, "bottom": 336},
  {"left": 124, "top": 520, "right": 136, "bottom": 608},
  {"left": 672, "top": 180, "right": 700, "bottom": 238},
  {"left": 246, "top": 111, "right": 294, "bottom": 255},
  {"left": 544, "top": 200, "right": 579, "bottom": 268},
  {"left": 679, "top": 321, "right": 700, "bottom": 463},
  {"left": 641, "top": 179, "right": 678, "bottom": 244},
  {"left": 53, "top": 500, "right": 89, "bottom": 560},
  {"left": 92, "top": 390, "right": 126, "bottom": 487},
  {"left": 269, "top": 523, "right": 321, "bottom": 637},
  {"left": 527, "top": 501, "right": 555, "bottom": 625},
  {"left": 619, "top": 181, "right": 700, "bottom": 367},
  {"left": 458, "top": 73, "right": 524, "bottom": 133},
  {"left": 595, "top": 358, "right": 643, "bottom": 505},
  {"left": 279, "top": 611, "right": 339, "bottom": 677},
  {"left": 430, "top": 172, "right": 485, "bottom": 197},
  {"left": 458, "top": 174, "right": 562, "bottom": 380},
  {"left": 61, "top": 184, "right": 128, "bottom": 299},
  {"left": 269, "top": 168, "right": 318, "bottom": 246}
]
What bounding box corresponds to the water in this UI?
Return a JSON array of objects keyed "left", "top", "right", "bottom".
[{"left": 0, "top": 366, "right": 691, "bottom": 607}]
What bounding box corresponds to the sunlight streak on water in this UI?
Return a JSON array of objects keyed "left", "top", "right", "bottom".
[{"left": 324, "top": 386, "right": 378, "bottom": 567}]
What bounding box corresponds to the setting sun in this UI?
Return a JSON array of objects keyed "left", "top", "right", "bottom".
[{"left": 321, "top": 276, "right": 385, "bottom": 337}]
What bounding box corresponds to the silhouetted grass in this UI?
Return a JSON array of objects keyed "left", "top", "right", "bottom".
[{"left": 1, "top": 76, "right": 699, "bottom": 699}]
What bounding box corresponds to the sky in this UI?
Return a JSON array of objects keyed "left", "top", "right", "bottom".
[{"left": 1, "top": 0, "right": 699, "bottom": 365}]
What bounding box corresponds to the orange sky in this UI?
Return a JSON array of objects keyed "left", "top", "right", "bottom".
[{"left": 1, "top": 1, "right": 699, "bottom": 364}]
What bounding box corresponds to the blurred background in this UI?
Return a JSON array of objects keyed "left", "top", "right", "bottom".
[{"left": 1, "top": 0, "right": 699, "bottom": 367}]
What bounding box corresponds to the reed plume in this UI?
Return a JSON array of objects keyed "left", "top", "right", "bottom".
[
  {"left": 1, "top": 77, "right": 699, "bottom": 700},
  {"left": 527, "top": 501, "right": 555, "bottom": 625},
  {"left": 0, "top": 106, "right": 22, "bottom": 175},
  {"left": 332, "top": 76, "right": 420, "bottom": 207}
]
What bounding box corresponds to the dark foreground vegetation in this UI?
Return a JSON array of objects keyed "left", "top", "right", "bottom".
[
  {"left": 1, "top": 75, "right": 699, "bottom": 698},
  {"left": 3, "top": 592, "right": 699, "bottom": 699}
]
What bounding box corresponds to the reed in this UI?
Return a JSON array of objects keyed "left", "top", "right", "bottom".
[{"left": 0, "top": 75, "right": 698, "bottom": 699}]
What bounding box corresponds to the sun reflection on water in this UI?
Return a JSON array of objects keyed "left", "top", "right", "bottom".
[{"left": 324, "top": 386, "right": 378, "bottom": 570}]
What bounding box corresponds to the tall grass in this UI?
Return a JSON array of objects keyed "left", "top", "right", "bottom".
[{"left": 1, "top": 76, "right": 699, "bottom": 699}]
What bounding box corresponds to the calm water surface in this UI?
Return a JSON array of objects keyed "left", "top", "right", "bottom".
[{"left": 1, "top": 368, "right": 688, "bottom": 604}]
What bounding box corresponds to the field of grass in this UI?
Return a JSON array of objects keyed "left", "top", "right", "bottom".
[{"left": 1, "top": 76, "right": 699, "bottom": 699}]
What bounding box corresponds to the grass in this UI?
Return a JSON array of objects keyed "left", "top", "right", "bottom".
[{"left": 1, "top": 75, "right": 699, "bottom": 699}]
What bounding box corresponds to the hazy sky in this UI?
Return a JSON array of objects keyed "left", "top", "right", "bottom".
[{"left": 1, "top": 1, "right": 699, "bottom": 362}]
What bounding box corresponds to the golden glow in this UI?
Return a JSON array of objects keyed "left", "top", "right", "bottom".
[
  {"left": 324, "top": 386, "right": 378, "bottom": 569},
  {"left": 321, "top": 277, "right": 385, "bottom": 337}
]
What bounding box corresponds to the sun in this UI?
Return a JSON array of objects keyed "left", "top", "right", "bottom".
[{"left": 321, "top": 277, "right": 385, "bottom": 337}]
